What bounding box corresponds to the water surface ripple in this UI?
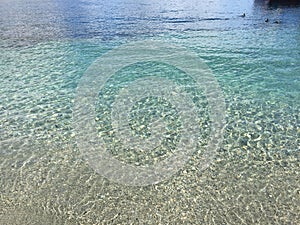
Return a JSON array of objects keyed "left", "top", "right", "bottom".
[{"left": 0, "top": 0, "right": 299, "bottom": 224}]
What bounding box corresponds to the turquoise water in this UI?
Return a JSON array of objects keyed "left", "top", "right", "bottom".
[{"left": 0, "top": 0, "right": 299, "bottom": 224}]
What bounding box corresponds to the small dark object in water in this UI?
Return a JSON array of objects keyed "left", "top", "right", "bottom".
[
  {"left": 274, "top": 20, "right": 281, "bottom": 24},
  {"left": 238, "top": 13, "right": 246, "bottom": 18},
  {"left": 265, "top": 18, "right": 269, "bottom": 22}
]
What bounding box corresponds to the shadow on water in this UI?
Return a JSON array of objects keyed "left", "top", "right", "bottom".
[{"left": 255, "top": 0, "right": 300, "bottom": 8}]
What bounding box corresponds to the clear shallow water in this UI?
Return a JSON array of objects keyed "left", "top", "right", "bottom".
[{"left": 0, "top": 0, "right": 299, "bottom": 224}]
